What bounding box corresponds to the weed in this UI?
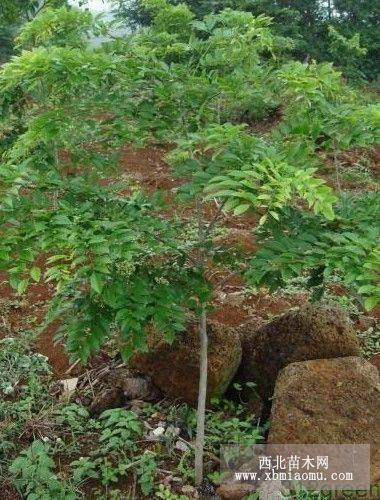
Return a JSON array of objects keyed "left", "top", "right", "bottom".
[
  {"left": 0, "top": 337, "right": 50, "bottom": 397},
  {"left": 358, "top": 327, "right": 380, "bottom": 358},
  {"left": 137, "top": 451, "right": 157, "bottom": 496},
  {"left": 155, "top": 484, "right": 188, "bottom": 499},
  {"left": 9, "top": 440, "right": 76, "bottom": 499},
  {"left": 71, "top": 456, "right": 99, "bottom": 484},
  {"left": 98, "top": 408, "right": 141, "bottom": 454},
  {"left": 55, "top": 403, "right": 90, "bottom": 434}
]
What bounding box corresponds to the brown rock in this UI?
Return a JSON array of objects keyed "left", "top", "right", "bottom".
[
  {"left": 355, "top": 315, "right": 378, "bottom": 332},
  {"left": 122, "top": 377, "right": 157, "bottom": 400},
  {"left": 85, "top": 367, "right": 158, "bottom": 414},
  {"left": 370, "top": 352, "right": 380, "bottom": 373},
  {"left": 130, "top": 321, "right": 242, "bottom": 406},
  {"left": 89, "top": 387, "right": 124, "bottom": 416},
  {"left": 180, "top": 485, "right": 199, "bottom": 498},
  {"left": 257, "top": 480, "right": 286, "bottom": 499},
  {"left": 217, "top": 478, "right": 287, "bottom": 499},
  {"left": 268, "top": 357, "right": 380, "bottom": 483},
  {"left": 216, "top": 482, "right": 256, "bottom": 499},
  {"left": 239, "top": 303, "right": 359, "bottom": 398}
]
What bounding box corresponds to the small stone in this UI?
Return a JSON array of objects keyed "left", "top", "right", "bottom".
[
  {"left": 165, "top": 425, "right": 180, "bottom": 438},
  {"left": 122, "top": 377, "right": 154, "bottom": 400},
  {"left": 60, "top": 377, "right": 78, "bottom": 398},
  {"left": 162, "top": 475, "right": 173, "bottom": 486},
  {"left": 217, "top": 482, "right": 256, "bottom": 499},
  {"left": 175, "top": 440, "right": 190, "bottom": 452},
  {"left": 89, "top": 387, "right": 124, "bottom": 416},
  {"left": 152, "top": 426, "right": 165, "bottom": 437},
  {"left": 181, "top": 485, "right": 199, "bottom": 498},
  {"left": 257, "top": 480, "right": 285, "bottom": 499}
]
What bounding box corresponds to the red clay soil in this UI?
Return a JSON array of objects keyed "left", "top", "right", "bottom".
[
  {"left": 335, "top": 145, "right": 380, "bottom": 177},
  {"left": 368, "top": 145, "right": 380, "bottom": 177},
  {"left": 119, "top": 144, "right": 177, "bottom": 193},
  {"left": 0, "top": 269, "right": 73, "bottom": 377},
  {"left": 210, "top": 290, "right": 308, "bottom": 328},
  {"left": 0, "top": 269, "right": 111, "bottom": 377},
  {"left": 321, "top": 144, "right": 380, "bottom": 191}
]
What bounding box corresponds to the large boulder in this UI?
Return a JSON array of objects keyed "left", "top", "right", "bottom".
[
  {"left": 239, "top": 303, "right": 360, "bottom": 398},
  {"left": 268, "top": 357, "right": 380, "bottom": 484},
  {"left": 130, "top": 321, "right": 242, "bottom": 407}
]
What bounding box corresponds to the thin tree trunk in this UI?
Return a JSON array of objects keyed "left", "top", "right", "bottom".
[{"left": 194, "top": 302, "right": 208, "bottom": 487}]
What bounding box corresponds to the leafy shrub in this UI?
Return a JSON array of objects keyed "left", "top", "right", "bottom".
[
  {"left": 0, "top": 337, "right": 52, "bottom": 461},
  {"left": 0, "top": 337, "right": 50, "bottom": 397},
  {"left": 248, "top": 192, "right": 380, "bottom": 310},
  {"left": 328, "top": 26, "right": 367, "bottom": 81},
  {"left": 15, "top": 7, "right": 99, "bottom": 50},
  {"left": 137, "top": 451, "right": 157, "bottom": 496},
  {"left": 10, "top": 440, "right": 76, "bottom": 500},
  {"left": 98, "top": 408, "right": 142, "bottom": 453},
  {"left": 55, "top": 403, "right": 90, "bottom": 434}
]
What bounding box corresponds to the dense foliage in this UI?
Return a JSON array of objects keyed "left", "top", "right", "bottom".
[
  {"left": 113, "top": 0, "right": 379, "bottom": 81},
  {"left": 0, "top": 0, "right": 379, "bottom": 491},
  {"left": 0, "top": 0, "right": 68, "bottom": 62},
  {"left": 0, "top": 0, "right": 378, "bottom": 362}
]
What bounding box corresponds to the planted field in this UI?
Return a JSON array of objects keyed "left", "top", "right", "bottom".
[{"left": 0, "top": 1, "right": 379, "bottom": 499}]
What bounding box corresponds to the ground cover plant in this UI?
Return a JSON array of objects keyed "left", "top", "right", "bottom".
[{"left": 0, "top": 0, "right": 379, "bottom": 498}]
